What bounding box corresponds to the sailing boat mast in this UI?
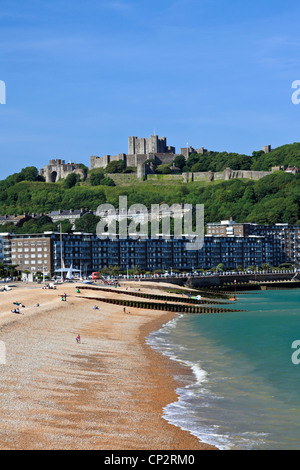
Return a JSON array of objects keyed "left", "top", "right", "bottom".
[{"left": 59, "top": 223, "right": 64, "bottom": 277}]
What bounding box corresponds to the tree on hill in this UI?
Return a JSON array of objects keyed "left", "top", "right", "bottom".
[
  {"left": 156, "top": 163, "right": 172, "bottom": 174},
  {"left": 3, "top": 166, "right": 45, "bottom": 189},
  {"left": 89, "top": 172, "right": 115, "bottom": 187},
  {"left": 173, "top": 155, "right": 186, "bottom": 170},
  {"left": 251, "top": 143, "right": 300, "bottom": 171},
  {"left": 104, "top": 161, "right": 126, "bottom": 174},
  {"left": 64, "top": 173, "right": 81, "bottom": 189},
  {"left": 74, "top": 213, "right": 101, "bottom": 233},
  {"left": 90, "top": 171, "right": 105, "bottom": 186}
]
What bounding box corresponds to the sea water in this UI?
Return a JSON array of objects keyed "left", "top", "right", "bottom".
[{"left": 147, "top": 289, "right": 300, "bottom": 450}]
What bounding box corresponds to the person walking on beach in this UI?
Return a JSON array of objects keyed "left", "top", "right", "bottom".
[
  {"left": 76, "top": 334, "right": 81, "bottom": 344},
  {"left": 64, "top": 293, "right": 67, "bottom": 301}
]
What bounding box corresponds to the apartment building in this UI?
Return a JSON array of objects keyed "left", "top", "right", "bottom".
[
  {"left": 0, "top": 224, "right": 298, "bottom": 275},
  {"left": 10, "top": 236, "right": 52, "bottom": 274},
  {"left": 206, "top": 220, "right": 300, "bottom": 266}
]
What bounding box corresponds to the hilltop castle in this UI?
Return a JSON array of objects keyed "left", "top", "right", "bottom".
[{"left": 40, "top": 135, "right": 273, "bottom": 182}]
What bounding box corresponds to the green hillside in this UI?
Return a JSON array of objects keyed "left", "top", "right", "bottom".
[
  {"left": 0, "top": 167, "right": 299, "bottom": 229},
  {"left": 179, "top": 142, "right": 300, "bottom": 173},
  {"left": 0, "top": 143, "right": 300, "bottom": 231},
  {"left": 250, "top": 143, "right": 300, "bottom": 171}
]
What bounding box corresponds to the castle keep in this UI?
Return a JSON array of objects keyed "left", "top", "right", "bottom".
[{"left": 90, "top": 134, "right": 178, "bottom": 177}]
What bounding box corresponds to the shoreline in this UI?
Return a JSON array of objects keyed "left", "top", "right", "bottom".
[
  {"left": 139, "top": 311, "right": 218, "bottom": 451},
  {"left": 0, "top": 282, "right": 218, "bottom": 450}
]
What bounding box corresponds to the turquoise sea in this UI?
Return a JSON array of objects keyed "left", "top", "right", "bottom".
[{"left": 147, "top": 289, "right": 300, "bottom": 450}]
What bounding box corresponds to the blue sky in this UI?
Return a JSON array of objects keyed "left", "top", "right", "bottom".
[{"left": 1, "top": 0, "right": 300, "bottom": 177}]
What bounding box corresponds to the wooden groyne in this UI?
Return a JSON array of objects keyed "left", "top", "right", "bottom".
[
  {"left": 204, "top": 280, "right": 300, "bottom": 292},
  {"left": 77, "top": 294, "right": 246, "bottom": 314},
  {"left": 76, "top": 285, "right": 231, "bottom": 305}
]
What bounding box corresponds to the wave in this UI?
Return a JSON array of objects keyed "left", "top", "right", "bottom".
[
  {"left": 146, "top": 314, "right": 273, "bottom": 450},
  {"left": 146, "top": 316, "right": 234, "bottom": 450}
]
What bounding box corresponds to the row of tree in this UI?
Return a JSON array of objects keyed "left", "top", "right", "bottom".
[
  {"left": 151, "top": 143, "right": 300, "bottom": 174},
  {"left": 0, "top": 166, "right": 299, "bottom": 225}
]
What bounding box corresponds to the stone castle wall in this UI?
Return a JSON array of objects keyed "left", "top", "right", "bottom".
[
  {"left": 39, "top": 160, "right": 85, "bottom": 183},
  {"left": 90, "top": 152, "right": 176, "bottom": 171},
  {"left": 106, "top": 168, "right": 271, "bottom": 185}
]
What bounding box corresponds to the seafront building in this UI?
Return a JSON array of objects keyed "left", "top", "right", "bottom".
[
  {"left": 206, "top": 219, "right": 300, "bottom": 266},
  {"left": 0, "top": 222, "right": 298, "bottom": 275}
]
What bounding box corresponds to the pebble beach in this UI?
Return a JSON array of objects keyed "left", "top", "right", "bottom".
[{"left": 0, "top": 281, "right": 216, "bottom": 450}]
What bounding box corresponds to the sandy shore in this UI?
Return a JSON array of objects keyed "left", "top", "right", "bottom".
[{"left": 0, "top": 281, "right": 217, "bottom": 450}]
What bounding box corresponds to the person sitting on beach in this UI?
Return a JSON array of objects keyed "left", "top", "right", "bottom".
[
  {"left": 11, "top": 308, "right": 22, "bottom": 315},
  {"left": 93, "top": 305, "right": 99, "bottom": 310}
]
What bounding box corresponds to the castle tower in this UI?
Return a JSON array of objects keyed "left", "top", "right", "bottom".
[{"left": 128, "top": 137, "right": 137, "bottom": 155}]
